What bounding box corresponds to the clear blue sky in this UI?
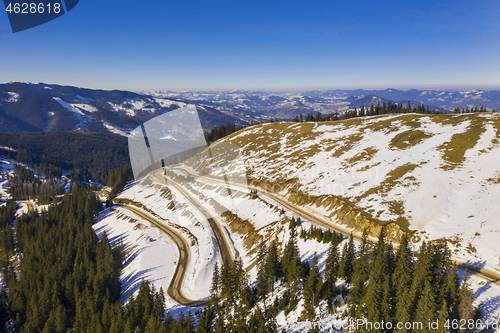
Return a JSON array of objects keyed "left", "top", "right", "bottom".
[{"left": 1, "top": 0, "right": 499, "bottom": 91}]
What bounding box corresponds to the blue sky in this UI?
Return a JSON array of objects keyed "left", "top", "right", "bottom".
[{"left": 1, "top": 0, "right": 499, "bottom": 91}]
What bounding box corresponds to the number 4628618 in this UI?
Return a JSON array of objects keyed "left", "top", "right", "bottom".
[{"left": 5, "top": 3, "right": 61, "bottom": 14}]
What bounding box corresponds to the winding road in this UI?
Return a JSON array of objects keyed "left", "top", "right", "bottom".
[
  {"left": 150, "top": 169, "right": 235, "bottom": 265},
  {"left": 114, "top": 169, "right": 236, "bottom": 306},
  {"left": 117, "top": 204, "right": 207, "bottom": 307},
  {"left": 117, "top": 164, "right": 500, "bottom": 307}
]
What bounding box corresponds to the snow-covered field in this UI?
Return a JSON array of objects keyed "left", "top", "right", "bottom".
[{"left": 94, "top": 206, "right": 181, "bottom": 303}]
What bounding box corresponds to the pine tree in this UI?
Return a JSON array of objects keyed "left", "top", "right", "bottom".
[
  {"left": 303, "top": 253, "right": 322, "bottom": 320},
  {"left": 264, "top": 240, "right": 281, "bottom": 293},
  {"left": 436, "top": 301, "right": 449, "bottom": 333},
  {"left": 195, "top": 307, "right": 215, "bottom": 333},
  {"left": 256, "top": 242, "right": 269, "bottom": 299},
  {"left": 393, "top": 233, "right": 413, "bottom": 304},
  {"left": 414, "top": 281, "right": 437, "bottom": 332},
  {"left": 233, "top": 257, "right": 247, "bottom": 298},
  {"left": 185, "top": 311, "right": 195, "bottom": 333},
  {"left": 281, "top": 227, "right": 301, "bottom": 285},
  {"left": 164, "top": 312, "right": 176, "bottom": 332},
  {"left": 145, "top": 314, "right": 166, "bottom": 333},
  {"left": 281, "top": 227, "right": 302, "bottom": 311},
  {"left": 322, "top": 239, "right": 340, "bottom": 310},
  {"left": 324, "top": 240, "right": 340, "bottom": 283},
  {"left": 247, "top": 307, "right": 267, "bottom": 333},
  {"left": 458, "top": 276, "right": 475, "bottom": 332},
  {"left": 362, "top": 228, "right": 394, "bottom": 329},
  {"left": 405, "top": 241, "right": 432, "bottom": 319},
  {"left": 380, "top": 275, "right": 394, "bottom": 326},
  {"left": 220, "top": 259, "right": 233, "bottom": 301},
  {"left": 340, "top": 234, "right": 354, "bottom": 283},
  {"left": 443, "top": 264, "right": 460, "bottom": 323}
]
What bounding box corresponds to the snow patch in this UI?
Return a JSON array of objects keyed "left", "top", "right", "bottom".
[{"left": 6, "top": 92, "right": 19, "bottom": 102}]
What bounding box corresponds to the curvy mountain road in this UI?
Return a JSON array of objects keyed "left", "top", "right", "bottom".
[
  {"left": 117, "top": 204, "right": 207, "bottom": 307},
  {"left": 150, "top": 169, "right": 235, "bottom": 265},
  {"left": 116, "top": 170, "right": 235, "bottom": 306}
]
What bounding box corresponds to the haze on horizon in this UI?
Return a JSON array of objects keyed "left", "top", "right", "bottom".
[{"left": 1, "top": 0, "right": 499, "bottom": 92}]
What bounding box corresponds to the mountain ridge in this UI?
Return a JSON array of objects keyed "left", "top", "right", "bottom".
[
  {"left": 2, "top": 82, "right": 499, "bottom": 136},
  {"left": 0, "top": 82, "right": 259, "bottom": 135}
]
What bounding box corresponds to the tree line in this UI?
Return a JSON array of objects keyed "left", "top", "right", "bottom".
[
  {"left": 106, "top": 164, "right": 134, "bottom": 201},
  {"left": 205, "top": 123, "right": 246, "bottom": 143},
  {"left": 206, "top": 100, "right": 496, "bottom": 145},
  {"left": 298, "top": 222, "right": 344, "bottom": 245},
  {"left": 290, "top": 100, "right": 496, "bottom": 124},
  {"left": 453, "top": 105, "right": 491, "bottom": 113}
]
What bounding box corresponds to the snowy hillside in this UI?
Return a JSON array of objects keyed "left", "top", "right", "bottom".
[{"left": 183, "top": 113, "right": 500, "bottom": 272}]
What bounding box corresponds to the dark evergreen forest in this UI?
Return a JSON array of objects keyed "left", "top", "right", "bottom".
[{"left": 0, "top": 132, "right": 130, "bottom": 183}]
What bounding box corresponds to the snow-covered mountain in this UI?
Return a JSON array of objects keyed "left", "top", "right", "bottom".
[
  {"left": 147, "top": 88, "right": 500, "bottom": 119},
  {"left": 0, "top": 82, "right": 260, "bottom": 135},
  {"left": 2, "top": 82, "right": 499, "bottom": 136},
  {"left": 94, "top": 112, "right": 500, "bottom": 329},
  {"left": 145, "top": 89, "right": 349, "bottom": 119}
]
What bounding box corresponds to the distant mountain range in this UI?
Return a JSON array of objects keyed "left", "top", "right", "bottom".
[
  {"left": 150, "top": 88, "right": 500, "bottom": 118},
  {"left": 1, "top": 82, "right": 499, "bottom": 136},
  {"left": 0, "top": 82, "right": 262, "bottom": 135}
]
